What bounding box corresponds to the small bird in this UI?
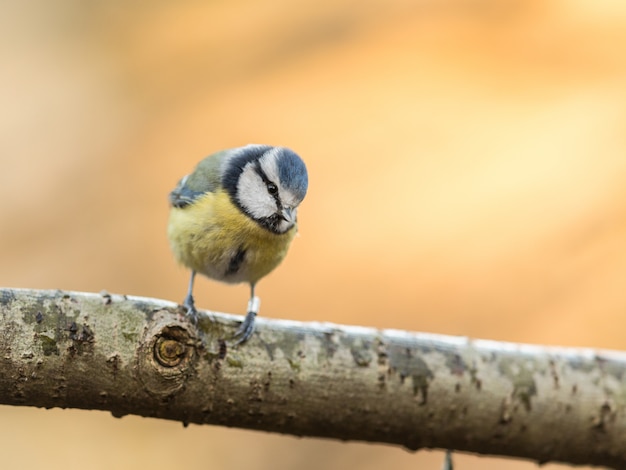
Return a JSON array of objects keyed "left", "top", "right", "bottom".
[{"left": 167, "top": 144, "right": 308, "bottom": 344}]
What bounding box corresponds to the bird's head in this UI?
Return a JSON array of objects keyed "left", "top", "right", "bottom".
[{"left": 223, "top": 145, "right": 308, "bottom": 234}]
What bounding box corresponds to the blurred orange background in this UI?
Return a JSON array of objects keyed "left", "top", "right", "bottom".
[{"left": 1, "top": 1, "right": 625, "bottom": 469}]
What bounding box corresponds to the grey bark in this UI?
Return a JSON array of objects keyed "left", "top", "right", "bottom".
[{"left": 0, "top": 288, "right": 624, "bottom": 468}]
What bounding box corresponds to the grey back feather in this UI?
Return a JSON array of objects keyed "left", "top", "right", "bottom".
[{"left": 168, "top": 151, "right": 227, "bottom": 208}]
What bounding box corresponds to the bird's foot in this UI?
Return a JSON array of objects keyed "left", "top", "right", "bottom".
[
  {"left": 182, "top": 295, "right": 198, "bottom": 326},
  {"left": 232, "top": 310, "right": 256, "bottom": 346},
  {"left": 232, "top": 296, "right": 259, "bottom": 345}
]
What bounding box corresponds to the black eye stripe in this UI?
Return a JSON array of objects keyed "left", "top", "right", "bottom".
[
  {"left": 253, "top": 161, "right": 272, "bottom": 185},
  {"left": 253, "top": 161, "right": 282, "bottom": 209}
]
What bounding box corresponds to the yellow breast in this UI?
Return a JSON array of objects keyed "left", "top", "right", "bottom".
[{"left": 167, "top": 190, "right": 297, "bottom": 284}]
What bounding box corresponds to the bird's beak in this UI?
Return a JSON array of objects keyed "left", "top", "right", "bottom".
[{"left": 281, "top": 207, "right": 297, "bottom": 224}]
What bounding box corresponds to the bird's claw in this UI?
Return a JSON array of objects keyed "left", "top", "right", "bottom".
[
  {"left": 183, "top": 296, "right": 198, "bottom": 326},
  {"left": 232, "top": 311, "right": 256, "bottom": 346}
]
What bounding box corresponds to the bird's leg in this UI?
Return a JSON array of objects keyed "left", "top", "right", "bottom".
[
  {"left": 232, "top": 283, "right": 259, "bottom": 345},
  {"left": 183, "top": 271, "right": 198, "bottom": 324},
  {"left": 441, "top": 450, "right": 453, "bottom": 470}
]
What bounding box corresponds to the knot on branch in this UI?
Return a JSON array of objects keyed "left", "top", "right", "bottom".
[
  {"left": 155, "top": 334, "right": 188, "bottom": 367},
  {"left": 136, "top": 312, "right": 198, "bottom": 398}
]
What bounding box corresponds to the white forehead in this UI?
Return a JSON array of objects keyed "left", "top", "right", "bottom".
[{"left": 258, "top": 148, "right": 281, "bottom": 183}]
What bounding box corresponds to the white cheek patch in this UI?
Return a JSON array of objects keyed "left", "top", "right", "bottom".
[{"left": 237, "top": 163, "right": 277, "bottom": 219}]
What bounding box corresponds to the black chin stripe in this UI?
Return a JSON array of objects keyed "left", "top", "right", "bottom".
[
  {"left": 257, "top": 214, "right": 284, "bottom": 234},
  {"left": 225, "top": 247, "right": 247, "bottom": 276}
]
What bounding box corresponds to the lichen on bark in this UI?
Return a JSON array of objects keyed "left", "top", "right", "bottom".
[{"left": 1, "top": 287, "right": 626, "bottom": 468}]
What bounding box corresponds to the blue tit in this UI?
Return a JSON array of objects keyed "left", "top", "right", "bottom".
[{"left": 167, "top": 144, "right": 308, "bottom": 344}]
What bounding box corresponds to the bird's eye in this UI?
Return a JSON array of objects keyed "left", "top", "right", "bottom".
[{"left": 267, "top": 182, "right": 278, "bottom": 195}]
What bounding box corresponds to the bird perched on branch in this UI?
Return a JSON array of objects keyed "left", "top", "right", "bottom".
[{"left": 167, "top": 144, "right": 308, "bottom": 344}]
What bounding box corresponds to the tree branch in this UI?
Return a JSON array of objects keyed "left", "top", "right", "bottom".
[{"left": 1, "top": 288, "right": 624, "bottom": 468}]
